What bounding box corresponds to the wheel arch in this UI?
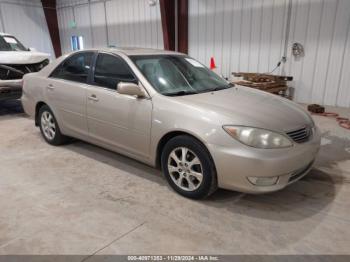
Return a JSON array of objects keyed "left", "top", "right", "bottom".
[
  {"left": 155, "top": 130, "right": 216, "bottom": 171},
  {"left": 35, "top": 101, "right": 48, "bottom": 126}
]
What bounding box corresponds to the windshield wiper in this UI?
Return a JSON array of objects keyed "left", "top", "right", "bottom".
[
  {"left": 213, "top": 82, "right": 234, "bottom": 91},
  {"left": 165, "top": 90, "right": 198, "bottom": 96}
]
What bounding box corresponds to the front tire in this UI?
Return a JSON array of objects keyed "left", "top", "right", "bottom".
[
  {"left": 38, "top": 105, "right": 68, "bottom": 145},
  {"left": 161, "top": 135, "right": 217, "bottom": 199}
]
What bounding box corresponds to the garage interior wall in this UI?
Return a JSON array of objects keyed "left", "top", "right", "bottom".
[
  {"left": 189, "top": 0, "right": 350, "bottom": 107},
  {"left": 0, "top": 0, "right": 55, "bottom": 58},
  {"left": 56, "top": 0, "right": 164, "bottom": 55}
]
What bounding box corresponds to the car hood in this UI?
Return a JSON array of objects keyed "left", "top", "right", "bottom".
[
  {"left": 176, "top": 86, "right": 313, "bottom": 132},
  {"left": 0, "top": 51, "right": 50, "bottom": 64}
]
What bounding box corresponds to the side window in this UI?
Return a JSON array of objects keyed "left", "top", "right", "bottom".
[
  {"left": 50, "top": 52, "right": 93, "bottom": 83},
  {"left": 93, "top": 53, "right": 136, "bottom": 90}
]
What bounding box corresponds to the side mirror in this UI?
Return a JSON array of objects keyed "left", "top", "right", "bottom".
[
  {"left": 28, "top": 47, "right": 37, "bottom": 52},
  {"left": 117, "top": 82, "right": 146, "bottom": 98}
]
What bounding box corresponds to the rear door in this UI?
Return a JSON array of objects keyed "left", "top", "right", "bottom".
[
  {"left": 47, "top": 51, "right": 94, "bottom": 137},
  {"left": 86, "top": 52, "right": 152, "bottom": 158}
]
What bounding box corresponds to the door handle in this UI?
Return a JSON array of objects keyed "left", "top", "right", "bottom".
[
  {"left": 88, "top": 94, "right": 99, "bottom": 102},
  {"left": 47, "top": 84, "right": 55, "bottom": 90}
]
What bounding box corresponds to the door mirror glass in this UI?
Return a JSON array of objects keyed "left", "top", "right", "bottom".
[{"left": 117, "top": 82, "right": 145, "bottom": 98}]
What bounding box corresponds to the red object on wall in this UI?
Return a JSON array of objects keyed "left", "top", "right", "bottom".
[{"left": 210, "top": 57, "right": 217, "bottom": 70}]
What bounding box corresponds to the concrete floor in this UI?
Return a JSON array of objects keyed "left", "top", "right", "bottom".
[{"left": 0, "top": 100, "right": 350, "bottom": 255}]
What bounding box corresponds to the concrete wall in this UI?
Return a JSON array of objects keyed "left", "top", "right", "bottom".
[
  {"left": 0, "top": 0, "right": 55, "bottom": 58},
  {"left": 56, "top": 0, "right": 164, "bottom": 55},
  {"left": 189, "top": 0, "right": 350, "bottom": 107}
]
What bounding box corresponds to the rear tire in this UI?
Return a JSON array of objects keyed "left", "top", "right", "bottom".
[
  {"left": 161, "top": 135, "right": 217, "bottom": 199},
  {"left": 38, "top": 105, "right": 69, "bottom": 145}
]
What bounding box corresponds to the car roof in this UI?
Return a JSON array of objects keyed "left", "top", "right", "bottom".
[{"left": 83, "top": 47, "right": 185, "bottom": 56}]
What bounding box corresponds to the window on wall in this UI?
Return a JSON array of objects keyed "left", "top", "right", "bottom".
[{"left": 71, "top": 36, "right": 84, "bottom": 51}]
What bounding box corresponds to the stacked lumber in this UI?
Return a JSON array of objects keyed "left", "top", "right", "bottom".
[{"left": 232, "top": 72, "right": 293, "bottom": 99}]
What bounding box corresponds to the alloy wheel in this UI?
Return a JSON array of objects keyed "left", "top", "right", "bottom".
[
  {"left": 167, "top": 147, "right": 203, "bottom": 191},
  {"left": 41, "top": 111, "right": 56, "bottom": 140}
]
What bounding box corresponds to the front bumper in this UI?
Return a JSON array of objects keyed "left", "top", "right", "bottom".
[
  {"left": 208, "top": 127, "right": 321, "bottom": 193},
  {"left": 0, "top": 79, "right": 22, "bottom": 101}
]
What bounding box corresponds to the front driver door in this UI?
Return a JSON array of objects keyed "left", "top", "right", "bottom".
[{"left": 86, "top": 52, "right": 152, "bottom": 159}]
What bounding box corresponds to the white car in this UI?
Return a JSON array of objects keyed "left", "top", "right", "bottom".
[{"left": 0, "top": 32, "right": 50, "bottom": 101}]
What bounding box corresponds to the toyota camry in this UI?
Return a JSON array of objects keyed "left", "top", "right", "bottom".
[{"left": 21, "top": 48, "right": 321, "bottom": 199}]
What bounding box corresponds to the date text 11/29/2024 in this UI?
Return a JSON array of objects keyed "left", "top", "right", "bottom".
[{"left": 127, "top": 255, "right": 219, "bottom": 261}]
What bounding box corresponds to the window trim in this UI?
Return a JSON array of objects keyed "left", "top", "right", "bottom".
[
  {"left": 89, "top": 51, "right": 139, "bottom": 92},
  {"left": 49, "top": 51, "right": 96, "bottom": 84}
]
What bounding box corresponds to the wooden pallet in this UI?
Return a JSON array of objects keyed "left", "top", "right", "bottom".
[
  {"left": 232, "top": 72, "right": 293, "bottom": 98},
  {"left": 232, "top": 72, "right": 293, "bottom": 82}
]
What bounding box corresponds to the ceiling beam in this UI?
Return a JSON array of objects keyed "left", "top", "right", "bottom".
[{"left": 41, "top": 0, "right": 61, "bottom": 58}]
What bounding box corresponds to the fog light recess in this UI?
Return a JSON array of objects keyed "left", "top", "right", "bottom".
[{"left": 247, "top": 176, "right": 279, "bottom": 186}]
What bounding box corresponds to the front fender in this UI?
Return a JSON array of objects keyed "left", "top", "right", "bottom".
[{"left": 149, "top": 95, "right": 236, "bottom": 166}]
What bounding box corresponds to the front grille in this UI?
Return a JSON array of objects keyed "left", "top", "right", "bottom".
[{"left": 286, "top": 126, "right": 311, "bottom": 143}]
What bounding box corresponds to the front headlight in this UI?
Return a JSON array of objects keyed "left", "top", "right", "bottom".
[{"left": 223, "top": 126, "right": 293, "bottom": 149}]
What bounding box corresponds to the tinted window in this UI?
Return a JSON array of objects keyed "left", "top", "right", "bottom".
[
  {"left": 51, "top": 52, "right": 93, "bottom": 83},
  {"left": 93, "top": 53, "right": 136, "bottom": 90}
]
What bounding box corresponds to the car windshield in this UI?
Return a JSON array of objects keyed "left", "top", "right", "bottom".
[
  {"left": 0, "top": 35, "right": 27, "bottom": 51},
  {"left": 130, "top": 55, "right": 232, "bottom": 96}
]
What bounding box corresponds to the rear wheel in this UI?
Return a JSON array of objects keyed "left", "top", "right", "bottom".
[
  {"left": 161, "top": 135, "right": 217, "bottom": 199},
  {"left": 38, "top": 105, "right": 68, "bottom": 145}
]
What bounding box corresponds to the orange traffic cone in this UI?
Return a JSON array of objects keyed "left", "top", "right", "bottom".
[{"left": 210, "top": 57, "right": 216, "bottom": 70}]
